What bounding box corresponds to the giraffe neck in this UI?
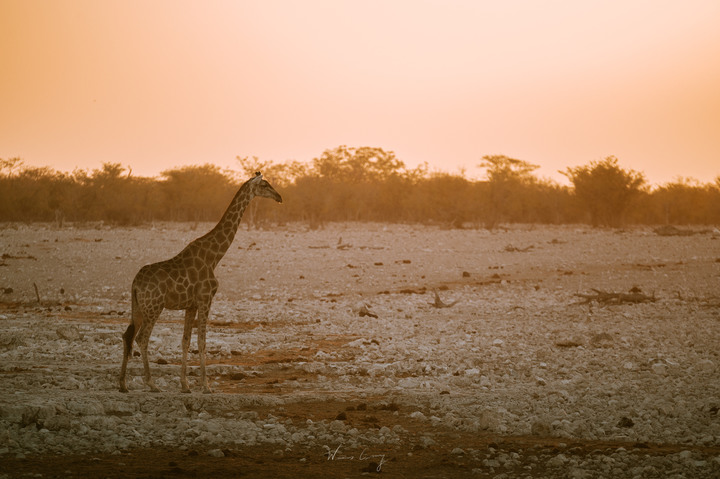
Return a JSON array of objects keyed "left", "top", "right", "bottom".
[{"left": 194, "top": 181, "right": 253, "bottom": 270}]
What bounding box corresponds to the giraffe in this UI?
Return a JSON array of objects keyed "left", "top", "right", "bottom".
[{"left": 118, "top": 172, "right": 282, "bottom": 393}]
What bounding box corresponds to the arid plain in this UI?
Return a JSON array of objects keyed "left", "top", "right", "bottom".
[{"left": 1, "top": 222, "right": 719, "bottom": 478}]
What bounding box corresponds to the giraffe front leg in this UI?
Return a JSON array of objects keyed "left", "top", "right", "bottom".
[
  {"left": 119, "top": 359, "right": 129, "bottom": 393},
  {"left": 197, "top": 310, "right": 212, "bottom": 394},
  {"left": 180, "top": 308, "right": 196, "bottom": 393},
  {"left": 140, "top": 348, "right": 161, "bottom": 392},
  {"left": 119, "top": 353, "right": 130, "bottom": 393}
]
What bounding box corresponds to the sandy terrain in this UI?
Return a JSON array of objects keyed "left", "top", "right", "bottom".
[{"left": 1, "top": 222, "right": 719, "bottom": 478}]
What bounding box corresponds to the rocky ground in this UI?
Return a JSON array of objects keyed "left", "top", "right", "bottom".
[{"left": 0, "top": 222, "right": 719, "bottom": 478}]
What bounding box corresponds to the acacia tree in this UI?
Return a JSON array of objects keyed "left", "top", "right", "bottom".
[
  {"left": 0, "top": 160, "right": 69, "bottom": 221},
  {"left": 651, "top": 178, "right": 720, "bottom": 225},
  {"left": 563, "top": 156, "right": 645, "bottom": 227},
  {"left": 312, "top": 146, "right": 405, "bottom": 183},
  {"left": 160, "top": 164, "right": 235, "bottom": 222},
  {"left": 410, "top": 172, "right": 475, "bottom": 226},
  {"left": 478, "top": 155, "right": 540, "bottom": 228},
  {"left": 305, "top": 146, "right": 407, "bottom": 221},
  {"left": 234, "top": 156, "right": 308, "bottom": 187},
  {"left": 73, "top": 163, "right": 152, "bottom": 224},
  {"left": 233, "top": 156, "right": 305, "bottom": 227}
]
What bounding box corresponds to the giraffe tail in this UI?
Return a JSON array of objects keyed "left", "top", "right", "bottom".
[
  {"left": 122, "top": 323, "right": 135, "bottom": 357},
  {"left": 122, "top": 288, "right": 141, "bottom": 357}
]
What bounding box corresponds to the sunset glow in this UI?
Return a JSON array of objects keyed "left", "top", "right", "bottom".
[{"left": 1, "top": 0, "right": 719, "bottom": 185}]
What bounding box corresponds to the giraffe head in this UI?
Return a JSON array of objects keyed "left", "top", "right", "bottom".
[{"left": 248, "top": 172, "right": 283, "bottom": 203}]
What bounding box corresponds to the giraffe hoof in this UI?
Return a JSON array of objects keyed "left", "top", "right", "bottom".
[
  {"left": 181, "top": 388, "right": 191, "bottom": 394},
  {"left": 202, "top": 387, "right": 213, "bottom": 394},
  {"left": 119, "top": 387, "right": 129, "bottom": 394}
]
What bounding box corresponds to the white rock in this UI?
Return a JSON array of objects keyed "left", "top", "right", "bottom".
[
  {"left": 56, "top": 326, "right": 82, "bottom": 341},
  {"left": 531, "top": 419, "right": 552, "bottom": 436},
  {"left": 696, "top": 359, "right": 715, "bottom": 373},
  {"left": 677, "top": 450, "right": 693, "bottom": 460},
  {"left": 568, "top": 468, "right": 590, "bottom": 479},
  {"left": 547, "top": 453, "right": 568, "bottom": 467},
  {"left": 347, "top": 338, "right": 367, "bottom": 348},
  {"left": 419, "top": 436, "right": 436, "bottom": 447},
  {"left": 329, "top": 420, "right": 346, "bottom": 432}
]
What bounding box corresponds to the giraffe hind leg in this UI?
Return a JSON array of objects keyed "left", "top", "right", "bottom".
[
  {"left": 119, "top": 322, "right": 135, "bottom": 393},
  {"left": 119, "top": 287, "right": 144, "bottom": 393},
  {"left": 123, "top": 323, "right": 135, "bottom": 356}
]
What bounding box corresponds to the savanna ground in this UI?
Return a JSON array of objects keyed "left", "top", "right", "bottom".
[{"left": 0, "top": 222, "right": 719, "bottom": 478}]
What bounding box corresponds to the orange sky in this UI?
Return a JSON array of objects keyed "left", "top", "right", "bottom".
[{"left": 1, "top": 0, "right": 719, "bottom": 185}]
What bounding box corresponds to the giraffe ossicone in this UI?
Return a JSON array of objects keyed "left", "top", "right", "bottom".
[{"left": 118, "top": 172, "right": 282, "bottom": 393}]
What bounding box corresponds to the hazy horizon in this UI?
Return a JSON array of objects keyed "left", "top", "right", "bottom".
[{"left": 2, "top": 1, "right": 719, "bottom": 186}]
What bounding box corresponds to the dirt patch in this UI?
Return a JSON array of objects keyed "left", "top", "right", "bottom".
[{"left": 1, "top": 223, "right": 719, "bottom": 477}]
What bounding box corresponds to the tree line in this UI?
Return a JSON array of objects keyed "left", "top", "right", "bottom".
[{"left": 1, "top": 147, "right": 719, "bottom": 228}]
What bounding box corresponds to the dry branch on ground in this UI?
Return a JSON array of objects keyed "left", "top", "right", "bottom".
[
  {"left": 429, "top": 290, "right": 458, "bottom": 308},
  {"left": 503, "top": 244, "right": 534, "bottom": 252},
  {"left": 653, "top": 225, "right": 711, "bottom": 236},
  {"left": 574, "top": 288, "right": 656, "bottom": 305}
]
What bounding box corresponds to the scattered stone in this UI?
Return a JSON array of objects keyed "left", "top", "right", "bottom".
[
  {"left": 531, "top": 420, "right": 552, "bottom": 436},
  {"left": 409, "top": 411, "right": 427, "bottom": 421},
  {"left": 546, "top": 454, "right": 569, "bottom": 467},
  {"left": 696, "top": 359, "right": 715, "bottom": 373},
  {"left": 590, "top": 333, "right": 613, "bottom": 347},
  {"left": 418, "top": 436, "right": 436, "bottom": 448},
  {"left": 56, "top": 325, "right": 82, "bottom": 341},
  {"left": 1, "top": 223, "right": 718, "bottom": 473},
  {"left": 617, "top": 417, "right": 635, "bottom": 428}
]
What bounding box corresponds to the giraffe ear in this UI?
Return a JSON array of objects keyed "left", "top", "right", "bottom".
[{"left": 252, "top": 172, "right": 263, "bottom": 183}]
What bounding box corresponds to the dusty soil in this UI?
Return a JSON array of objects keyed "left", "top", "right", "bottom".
[{"left": 1, "top": 222, "right": 719, "bottom": 478}]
